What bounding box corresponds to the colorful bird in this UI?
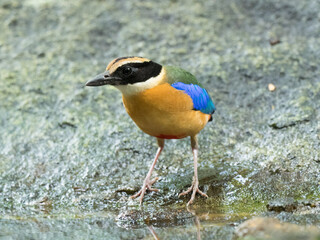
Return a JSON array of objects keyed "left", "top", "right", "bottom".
[{"left": 86, "top": 57, "right": 215, "bottom": 206}]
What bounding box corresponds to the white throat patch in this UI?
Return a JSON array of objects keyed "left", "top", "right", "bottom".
[{"left": 115, "top": 68, "right": 165, "bottom": 96}]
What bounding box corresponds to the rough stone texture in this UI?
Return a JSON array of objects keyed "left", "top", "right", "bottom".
[
  {"left": 234, "top": 217, "right": 320, "bottom": 240},
  {"left": 0, "top": 0, "right": 319, "bottom": 239}
]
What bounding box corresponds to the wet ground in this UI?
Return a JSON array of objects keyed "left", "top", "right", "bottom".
[{"left": 0, "top": 0, "right": 320, "bottom": 239}]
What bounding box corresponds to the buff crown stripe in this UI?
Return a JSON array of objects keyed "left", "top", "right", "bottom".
[{"left": 107, "top": 57, "right": 151, "bottom": 74}]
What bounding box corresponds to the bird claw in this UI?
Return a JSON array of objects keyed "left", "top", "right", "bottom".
[
  {"left": 130, "top": 177, "right": 159, "bottom": 205},
  {"left": 179, "top": 177, "right": 208, "bottom": 206}
]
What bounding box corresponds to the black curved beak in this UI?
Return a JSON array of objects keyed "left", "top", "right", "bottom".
[{"left": 86, "top": 71, "right": 121, "bottom": 87}]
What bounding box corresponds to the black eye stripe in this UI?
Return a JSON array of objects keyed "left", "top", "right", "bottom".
[
  {"left": 111, "top": 61, "right": 162, "bottom": 85},
  {"left": 124, "top": 62, "right": 152, "bottom": 68}
]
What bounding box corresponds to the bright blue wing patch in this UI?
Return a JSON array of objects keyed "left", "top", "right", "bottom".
[{"left": 171, "top": 82, "right": 216, "bottom": 114}]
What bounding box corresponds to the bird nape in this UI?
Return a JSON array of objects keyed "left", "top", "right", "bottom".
[{"left": 86, "top": 56, "right": 215, "bottom": 206}]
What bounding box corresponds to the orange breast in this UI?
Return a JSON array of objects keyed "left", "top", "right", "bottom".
[{"left": 122, "top": 83, "right": 211, "bottom": 139}]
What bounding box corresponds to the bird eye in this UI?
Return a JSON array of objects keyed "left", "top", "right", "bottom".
[{"left": 122, "top": 66, "right": 133, "bottom": 76}]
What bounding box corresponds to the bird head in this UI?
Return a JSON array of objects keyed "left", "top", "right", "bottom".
[{"left": 86, "top": 56, "right": 164, "bottom": 95}]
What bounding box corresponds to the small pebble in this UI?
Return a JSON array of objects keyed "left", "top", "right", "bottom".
[
  {"left": 268, "top": 83, "right": 276, "bottom": 92},
  {"left": 269, "top": 39, "right": 281, "bottom": 46}
]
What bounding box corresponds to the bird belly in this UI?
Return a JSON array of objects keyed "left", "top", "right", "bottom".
[{"left": 122, "top": 84, "right": 211, "bottom": 139}]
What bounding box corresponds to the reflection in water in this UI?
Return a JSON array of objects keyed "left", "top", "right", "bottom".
[
  {"left": 188, "top": 206, "right": 202, "bottom": 240},
  {"left": 147, "top": 206, "right": 203, "bottom": 240},
  {"left": 148, "top": 226, "right": 160, "bottom": 240},
  {"left": 194, "top": 215, "right": 201, "bottom": 240},
  {"left": 117, "top": 201, "right": 252, "bottom": 239}
]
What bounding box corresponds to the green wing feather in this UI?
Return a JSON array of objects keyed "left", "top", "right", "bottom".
[
  {"left": 164, "top": 66, "right": 204, "bottom": 88},
  {"left": 164, "top": 65, "right": 215, "bottom": 115}
]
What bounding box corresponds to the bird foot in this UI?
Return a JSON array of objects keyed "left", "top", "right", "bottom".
[
  {"left": 179, "top": 177, "right": 208, "bottom": 206},
  {"left": 130, "top": 177, "right": 159, "bottom": 205}
]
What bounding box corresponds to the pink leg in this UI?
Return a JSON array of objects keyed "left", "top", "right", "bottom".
[
  {"left": 131, "top": 138, "right": 164, "bottom": 205},
  {"left": 179, "top": 135, "right": 208, "bottom": 206}
]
